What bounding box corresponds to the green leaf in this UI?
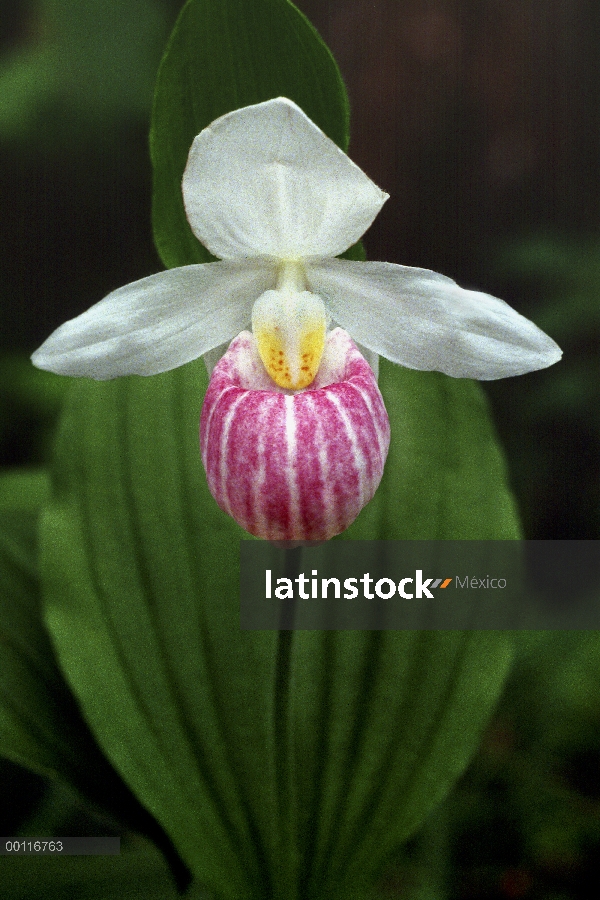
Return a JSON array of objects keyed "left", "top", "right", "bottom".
[
  {"left": 0, "top": 354, "right": 68, "bottom": 415},
  {"left": 0, "top": 356, "right": 68, "bottom": 465},
  {"left": 0, "top": 504, "right": 97, "bottom": 785},
  {"left": 0, "top": 469, "right": 51, "bottom": 511},
  {"left": 150, "top": 0, "right": 349, "bottom": 269},
  {"left": 41, "top": 366, "right": 265, "bottom": 896},
  {"left": 0, "top": 499, "right": 190, "bottom": 892}
]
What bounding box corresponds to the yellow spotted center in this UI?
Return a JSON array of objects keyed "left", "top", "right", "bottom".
[{"left": 252, "top": 287, "right": 327, "bottom": 390}]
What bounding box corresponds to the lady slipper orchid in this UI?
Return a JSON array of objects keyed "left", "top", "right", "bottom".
[
  {"left": 201, "top": 328, "right": 389, "bottom": 543},
  {"left": 31, "top": 97, "right": 561, "bottom": 542}
]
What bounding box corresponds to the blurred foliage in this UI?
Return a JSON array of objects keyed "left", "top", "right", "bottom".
[
  {"left": 0, "top": 354, "right": 67, "bottom": 466},
  {"left": 497, "top": 236, "right": 600, "bottom": 415},
  {"left": 0, "top": 0, "right": 171, "bottom": 146},
  {"left": 0, "top": 768, "right": 185, "bottom": 899},
  {"left": 0, "top": 1, "right": 176, "bottom": 356},
  {"left": 446, "top": 633, "right": 600, "bottom": 900},
  {"left": 365, "top": 634, "right": 600, "bottom": 900},
  {"left": 485, "top": 236, "right": 600, "bottom": 539}
]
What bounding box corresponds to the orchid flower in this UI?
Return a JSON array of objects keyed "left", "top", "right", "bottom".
[{"left": 32, "top": 97, "right": 561, "bottom": 543}]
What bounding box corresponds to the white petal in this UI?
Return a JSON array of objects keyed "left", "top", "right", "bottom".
[
  {"left": 31, "top": 260, "right": 276, "bottom": 379},
  {"left": 306, "top": 260, "right": 562, "bottom": 379},
  {"left": 182, "top": 97, "right": 388, "bottom": 261}
]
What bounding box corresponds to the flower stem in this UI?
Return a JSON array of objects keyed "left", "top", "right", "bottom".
[{"left": 273, "top": 545, "right": 302, "bottom": 898}]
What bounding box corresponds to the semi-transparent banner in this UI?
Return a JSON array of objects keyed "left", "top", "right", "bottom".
[{"left": 240, "top": 541, "right": 600, "bottom": 630}]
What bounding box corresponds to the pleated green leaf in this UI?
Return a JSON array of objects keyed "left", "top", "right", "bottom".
[
  {"left": 40, "top": 357, "right": 515, "bottom": 898},
  {"left": 0, "top": 506, "right": 64, "bottom": 779},
  {"left": 0, "top": 480, "right": 190, "bottom": 892}
]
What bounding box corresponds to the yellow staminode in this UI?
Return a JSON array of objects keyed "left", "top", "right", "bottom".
[{"left": 252, "top": 288, "right": 327, "bottom": 390}]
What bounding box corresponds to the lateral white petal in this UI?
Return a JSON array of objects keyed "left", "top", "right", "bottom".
[
  {"left": 182, "top": 97, "right": 388, "bottom": 261},
  {"left": 307, "top": 260, "right": 562, "bottom": 379},
  {"left": 31, "top": 260, "right": 276, "bottom": 379}
]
